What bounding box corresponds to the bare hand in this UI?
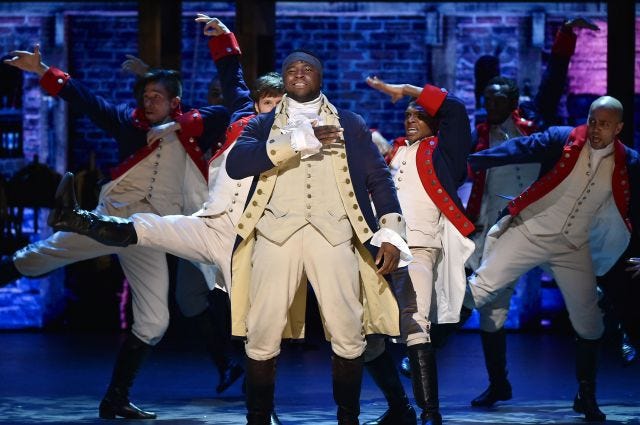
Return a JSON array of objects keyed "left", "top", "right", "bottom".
[
  {"left": 366, "top": 76, "right": 405, "bottom": 103},
  {"left": 626, "top": 257, "right": 640, "bottom": 279},
  {"left": 313, "top": 124, "right": 344, "bottom": 145},
  {"left": 564, "top": 17, "right": 599, "bottom": 31},
  {"left": 4, "top": 44, "right": 49, "bottom": 77},
  {"left": 375, "top": 242, "right": 401, "bottom": 275},
  {"left": 121, "top": 54, "right": 150, "bottom": 77},
  {"left": 195, "top": 14, "right": 230, "bottom": 36},
  {"left": 147, "top": 121, "right": 180, "bottom": 145},
  {"left": 371, "top": 130, "right": 391, "bottom": 155}
]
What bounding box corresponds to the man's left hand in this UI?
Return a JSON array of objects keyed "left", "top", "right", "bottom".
[
  {"left": 313, "top": 124, "right": 344, "bottom": 145},
  {"left": 147, "top": 121, "right": 180, "bottom": 145},
  {"left": 375, "top": 241, "right": 401, "bottom": 275}
]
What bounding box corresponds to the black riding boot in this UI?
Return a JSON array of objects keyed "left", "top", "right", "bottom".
[
  {"left": 363, "top": 350, "right": 416, "bottom": 425},
  {"left": 98, "top": 333, "right": 156, "bottom": 419},
  {"left": 400, "top": 319, "right": 469, "bottom": 378},
  {"left": 192, "top": 306, "right": 243, "bottom": 394},
  {"left": 245, "top": 357, "right": 281, "bottom": 425},
  {"left": 471, "top": 329, "right": 512, "bottom": 407},
  {"left": 408, "top": 343, "right": 441, "bottom": 425},
  {"left": 333, "top": 354, "right": 363, "bottom": 425},
  {"left": 0, "top": 256, "right": 22, "bottom": 287},
  {"left": 573, "top": 337, "right": 606, "bottom": 422},
  {"left": 47, "top": 172, "right": 137, "bottom": 247}
]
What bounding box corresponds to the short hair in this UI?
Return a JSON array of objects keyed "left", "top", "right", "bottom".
[
  {"left": 134, "top": 69, "right": 182, "bottom": 104},
  {"left": 485, "top": 76, "right": 519, "bottom": 103},
  {"left": 407, "top": 100, "right": 439, "bottom": 134},
  {"left": 251, "top": 72, "right": 284, "bottom": 102}
]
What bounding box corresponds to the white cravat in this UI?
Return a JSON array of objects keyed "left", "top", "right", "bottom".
[{"left": 285, "top": 96, "right": 324, "bottom": 158}]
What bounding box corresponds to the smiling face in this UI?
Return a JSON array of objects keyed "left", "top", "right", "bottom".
[
  {"left": 142, "top": 81, "right": 180, "bottom": 124},
  {"left": 284, "top": 60, "right": 321, "bottom": 103},
  {"left": 404, "top": 105, "right": 434, "bottom": 144}
]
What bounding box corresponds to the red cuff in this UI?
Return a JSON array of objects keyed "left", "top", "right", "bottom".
[
  {"left": 208, "top": 32, "right": 241, "bottom": 62},
  {"left": 176, "top": 109, "right": 204, "bottom": 139},
  {"left": 551, "top": 27, "right": 577, "bottom": 58},
  {"left": 40, "top": 66, "right": 70, "bottom": 96},
  {"left": 416, "top": 84, "right": 447, "bottom": 117}
]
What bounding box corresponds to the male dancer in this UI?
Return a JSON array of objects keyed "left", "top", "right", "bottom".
[
  {"left": 464, "top": 96, "right": 639, "bottom": 422},
  {"left": 1, "top": 16, "right": 242, "bottom": 419}
]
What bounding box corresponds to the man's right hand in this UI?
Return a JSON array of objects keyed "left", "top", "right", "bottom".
[
  {"left": 4, "top": 44, "right": 49, "bottom": 77},
  {"left": 366, "top": 76, "right": 405, "bottom": 103},
  {"left": 121, "top": 54, "right": 150, "bottom": 77},
  {"left": 195, "top": 14, "right": 230, "bottom": 37}
]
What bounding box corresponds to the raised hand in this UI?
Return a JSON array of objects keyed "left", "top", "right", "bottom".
[
  {"left": 4, "top": 43, "right": 49, "bottom": 76},
  {"left": 121, "top": 54, "right": 150, "bottom": 77},
  {"left": 564, "top": 17, "right": 599, "bottom": 32},
  {"left": 366, "top": 76, "right": 405, "bottom": 103},
  {"left": 195, "top": 14, "right": 230, "bottom": 36}
]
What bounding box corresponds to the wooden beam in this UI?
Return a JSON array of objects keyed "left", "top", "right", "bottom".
[
  {"left": 138, "top": 0, "right": 182, "bottom": 70},
  {"left": 236, "top": 0, "right": 276, "bottom": 85},
  {"left": 607, "top": 0, "right": 635, "bottom": 147}
]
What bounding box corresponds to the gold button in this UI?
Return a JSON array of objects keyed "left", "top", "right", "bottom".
[
  {"left": 257, "top": 189, "right": 263, "bottom": 194},
  {"left": 270, "top": 150, "right": 276, "bottom": 155},
  {"left": 238, "top": 223, "right": 244, "bottom": 229},
  {"left": 246, "top": 212, "right": 252, "bottom": 218},
  {"left": 397, "top": 217, "right": 401, "bottom": 222},
  {"left": 307, "top": 194, "right": 312, "bottom": 198},
  {"left": 363, "top": 228, "right": 369, "bottom": 233},
  {"left": 269, "top": 139, "right": 275, "bottom": 143},
  {"left": 348, "top": 191, "right": 354, "bottom": 197},
  {"left": 345, "top": 178, "right": 351, "bottom": 184},
  {"left": 306, "top": 184, "right": 311, "bottom": 189},
  {"left": 352, "top": 204, "right": 358, "bottom": 209},
  {"left": 342, "top": 166, "right": 348, "bottom": 172},
  {"left": 382, "top": 218, "right": 386, "bottom": 224},
  {"left": 358, "top": 216, "right": 364, "bottom": 222},
  {"left": 252, "top": 201, "right": 258, "bottom": 206},
  {"left": 340, "top": 153, "right": 346, "bottom": 158}
]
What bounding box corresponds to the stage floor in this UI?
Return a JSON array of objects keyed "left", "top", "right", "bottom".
[{"left": 0, "top": 331, "right": 638, "bottom": 424}]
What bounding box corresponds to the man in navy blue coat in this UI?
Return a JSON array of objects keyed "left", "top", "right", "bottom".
[{"left": 226, "top": 50, "right": 410, "bottom": 425}]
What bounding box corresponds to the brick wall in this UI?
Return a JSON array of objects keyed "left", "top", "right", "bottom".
[{"left": 274, "top": 14, "right": 428, "bottom": 138}]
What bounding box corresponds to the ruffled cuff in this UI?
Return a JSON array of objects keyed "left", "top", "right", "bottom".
[{"left": 370, "top": 227, "right": 413, "bottom": 267}]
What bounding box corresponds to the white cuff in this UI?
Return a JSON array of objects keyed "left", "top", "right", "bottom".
[
  {"left": 289, "top": 119, "right": 322, "bottom": 159},
  {"left": 370, "top": 227, "right": 413, "bottom": 267}
]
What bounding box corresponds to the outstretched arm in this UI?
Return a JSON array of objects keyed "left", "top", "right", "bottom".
[
  {"left": 532, "top": 17, "right": 599, "bottom": 128},
  {"left": 365, "top": 76, "right": 423, "bottom": 103},
  {"left": 4, "top": 44, "right": 49, "bottom": 77}
]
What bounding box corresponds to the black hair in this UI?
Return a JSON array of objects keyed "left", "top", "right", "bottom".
[
  {"left": 251, "top": 72, "right": 284, "bottom": 102},
  {"left": 485, "top": 76, "right": 519, "bottom": 103},
  {"left": 134, "top": 69, "right": 182, "bottom": 105},
  {"left": 407, "top": 100, "right": 440, "bottom": 134}
]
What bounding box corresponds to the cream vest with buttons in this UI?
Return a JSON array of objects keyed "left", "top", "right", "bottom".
[
  {"left": 519, "top": 144, "right": 614, "bottom": 247},
  {"left": 101, "top": 131, "right": 202, "bottom": 215}
]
